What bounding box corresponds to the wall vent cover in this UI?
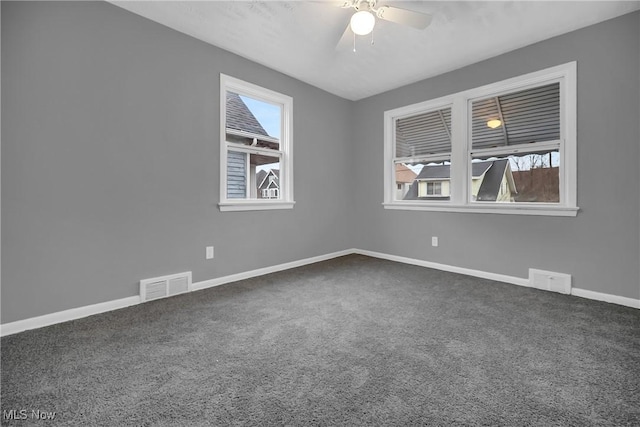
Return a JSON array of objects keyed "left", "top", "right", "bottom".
[
  {"left": 140, "top": 271, "right": 192, "bottom": 302},
  {"left": 529, "top": 268, "right": 571, "bottom": 295}
]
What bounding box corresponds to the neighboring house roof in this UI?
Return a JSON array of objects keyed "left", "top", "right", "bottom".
[
  {"left": 476, "top": 159, "right": 513, "bottom": 201},
  {"left": 225, "top": 92, "right": 270, "bottom": 137},
  {"left": 258, "top": 169, "right": 279, "bottom": 190},
  {"left": 414, "top": 162, "right": 492, "bottom": 181},
  {"left": 395, "top": 164, "right": 417, "bottom": 183},
  {"left": 256, "top": 169, "right": 268, "bottom": 188},
  {"left": 226, "top": 92, "right": 278, "bottom": 165}
]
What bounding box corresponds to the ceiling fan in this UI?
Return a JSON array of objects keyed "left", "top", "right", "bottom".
[{"left": 336, "top": 0, "right": 433, "bottom": 50}]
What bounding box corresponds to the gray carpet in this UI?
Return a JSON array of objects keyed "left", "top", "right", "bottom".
[{"left": 2, "top": 254, "right": 639, "bottom": 426}]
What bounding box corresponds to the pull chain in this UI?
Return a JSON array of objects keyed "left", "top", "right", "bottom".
[{"left": 352, "top": 28, "right": 374, "bottom": 53}]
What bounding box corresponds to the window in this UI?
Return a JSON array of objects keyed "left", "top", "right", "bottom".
[
  {"left": 470, "top": 82, "right": 561, "bottom": 204},
  {"left": 426, "top": 182, "right": 442, "bottom": 196},
  {"left": 261, "top": 188, "right": 279, "bottom": 199},
  {"left": 384, "top": 62, "right": 577, "bottom": 216},
  {"left": 392, "top": 102, "right": 453, "bottom": 201},
  {"left": 219, "top": 75, "right": 293, "bottom": 211}
]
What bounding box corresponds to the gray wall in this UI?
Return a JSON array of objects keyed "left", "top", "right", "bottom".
[
  {"left": 351, "top": 11, "right": 640, "bottom": 300},
  {"left": 1, "top": 1, "right": 354, "bottom": 323},
  {"left": 2, "top": 3, "right": 639, "bottom": 325}
]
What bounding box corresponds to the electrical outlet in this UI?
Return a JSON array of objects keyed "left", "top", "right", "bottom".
[
  {"left": 206, "top": 246, "right": 214, "bottom": 260},
  {"left": 431, "top": 236, "right": 438, "bottom": 247}
]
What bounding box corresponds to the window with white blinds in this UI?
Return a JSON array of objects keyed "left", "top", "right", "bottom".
[{"left": 383, "top": 62, "right": 578, "bottom": 216}]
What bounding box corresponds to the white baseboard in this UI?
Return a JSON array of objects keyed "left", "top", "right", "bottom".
[
  {"left": 353, "top": 249, "right": 531, "bottom": 287},
  {"left": 2, "top": 248, "right": 637, "bottom": 336},
  {"left": 354, "top": 249, "right": 640, "bottom": 309},
  {"left": 0, "top": 249, "right": 353, "bottom": 337},
  {"left": 571, "top": 287, "right": 640, "bottom": 309},
  {"left": 0, "top": 295, "right": 140, "bottom": 337},
  {"left": 192, "top": 249, "right": 353, "bottom": 292}
]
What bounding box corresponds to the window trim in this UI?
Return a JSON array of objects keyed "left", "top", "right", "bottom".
[
  {"left": 384, "top": 96, "right": 455, "bottom": 204},
  {"left": 383, "top": 62, "right": 578, "bottom": 217},
  {"left": 219, "top": 74, "right": 294, "bottom": 212}
]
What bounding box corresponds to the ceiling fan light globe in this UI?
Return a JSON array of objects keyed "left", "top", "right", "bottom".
[{"left": 351, "top": 11, "right": 376, "bottom": 35}]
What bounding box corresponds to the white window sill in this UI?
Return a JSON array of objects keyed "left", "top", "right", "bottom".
[
  {"left": 219, "top": 200, "right": 295, "bottom": 212},
  {"left": 383, "top": 202, "right": 579, "bottom": 217}
]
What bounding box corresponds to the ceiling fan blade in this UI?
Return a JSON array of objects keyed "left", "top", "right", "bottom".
[
  {"left": 376, "top": 6, "right": 432, "bottom": 30},
  {"left": 335, "top": 23, "right": 353, "bottom": 51},
  {"left": 310, "top": 1, "right": 353, "bottom": 8}
]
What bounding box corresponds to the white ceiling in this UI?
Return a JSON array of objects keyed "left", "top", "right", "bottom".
[{"left": 111, "top": 1, "right": 640, "bottom": 101}]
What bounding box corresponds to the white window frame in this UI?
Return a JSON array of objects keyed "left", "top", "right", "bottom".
[
  {"left": 383, "top": 62, "right": 578, "bottom": 217},
  {"left": 219, "top": 74, "right": 294, "bottom": 211},
  {"left": 388, "top": 97, "right": 454, "bottom": 203}
]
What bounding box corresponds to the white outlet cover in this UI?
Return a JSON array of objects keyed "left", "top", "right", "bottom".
[{"left": 206, "top": 246, "right": 214, "bottom": 259}]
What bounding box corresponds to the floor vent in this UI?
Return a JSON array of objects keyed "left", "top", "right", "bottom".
[
  {"left": 140, "top": 271, "right": 192, "bottom": 302},
  {"left": 529, "top": 268, "right": 571, "bottom": 295}
]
